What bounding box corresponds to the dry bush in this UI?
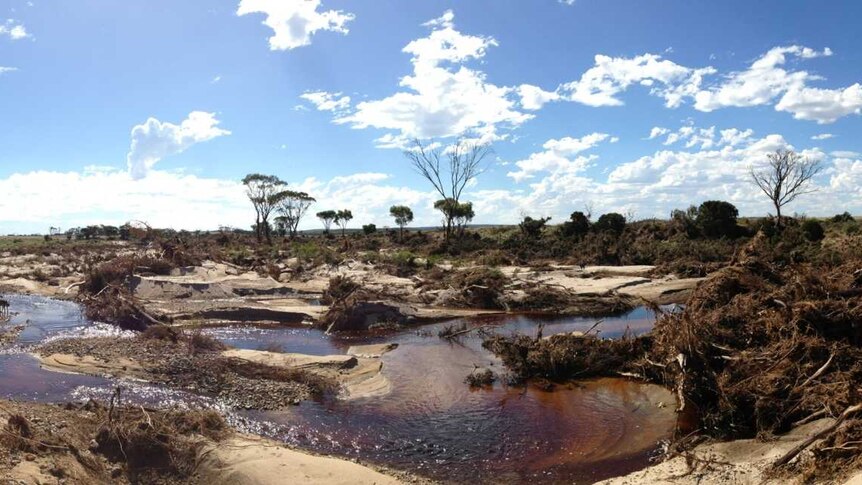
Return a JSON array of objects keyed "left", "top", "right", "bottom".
[
  {"left": 483, "top": 333, "right": 648, "bottom": 383},
  {"left": 322, "top": 275, "right": 360, "bottom": 304},
  {"left": 465, "top": 368, "right": 496, "bottom": 387},
  {"left": 95, "top": 405, "right": 228, "bottom": 480}
]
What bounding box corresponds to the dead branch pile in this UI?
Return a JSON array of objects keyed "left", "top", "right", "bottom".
[
  {"left": 79, "top": 255, "right": 175, "bottom": 330},
  {"left": 485, "top": 232, "right": 862, "bottom": 474}
]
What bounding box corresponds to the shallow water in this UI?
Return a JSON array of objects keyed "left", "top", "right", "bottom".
[
  {"left": 206, "top": 309, "right": 676, "bottom": 483},
  {"left": 0, "top": 294, "right": 676, "bottom": 484}
]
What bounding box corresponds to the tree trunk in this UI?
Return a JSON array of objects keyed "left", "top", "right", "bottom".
[
  {"left": 775, "top": 202, "right": 783, "bottom": 231},
  {"left": 399, "top": 226, "right": 404, "bottom": 242},
  {"left": 255, "top": 215, "right": 261, "bottom": 243}
]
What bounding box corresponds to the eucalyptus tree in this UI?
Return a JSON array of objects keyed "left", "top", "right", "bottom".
[
  {"left": 316, "top": 210, "right": 337, "bottom": 234},
  {"left": 275, "top": 191, "right": 316, "bottom": 238},
  {"left": 242, "top": 173, "right": 286, "bottom": 244},
  {"left": 335, "top": 209, "right": 353, "bottom": 237},
  {"left": 389, "top": 205, "right": 414, "bottom": 242}
]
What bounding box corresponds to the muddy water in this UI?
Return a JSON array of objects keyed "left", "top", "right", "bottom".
[
  {"left": 0, "top": 295, "right": 677, "bottom": 484},
  {"left": 206, "top": 309, "right": 678, "bottom": 484}
]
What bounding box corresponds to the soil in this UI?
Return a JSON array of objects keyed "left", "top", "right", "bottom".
[{"left": 0, "top": 399, "right": 415, "bottom": 485}]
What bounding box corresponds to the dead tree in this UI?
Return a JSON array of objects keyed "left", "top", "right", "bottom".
[
  {"left": 403, "top": 139, "right": 492, "bottom": 240},
  {"left": 750, "top": 149, "right": 822, "bottom": 230}
]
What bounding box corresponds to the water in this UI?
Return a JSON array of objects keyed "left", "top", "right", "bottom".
[
  {"left": 0, "top": 294, "right": 677, "bottom": 484},
  {"left": 205, "top": 308, "right": 676, "bottom": 483}
]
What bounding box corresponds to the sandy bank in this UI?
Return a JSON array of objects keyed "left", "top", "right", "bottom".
[
  {"left": 221, "top": 348, "right": 392, "bottom": 400},
  {"left": 597, "top": 418, "right": 862, "bottom": 485},
  {"left": 198, "top": 434, "right": 403, "bottom": 485}
]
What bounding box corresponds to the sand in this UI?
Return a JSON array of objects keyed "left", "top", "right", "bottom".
[
  {"left": 197, "top": 434, "right": 402, "bottom": 485},
  {"left": 597, "top": 418, "right": 843, "bottom": 485}
]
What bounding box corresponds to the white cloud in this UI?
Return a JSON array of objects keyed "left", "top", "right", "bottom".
[
  {"left": 558, "top": 53, "right": 715, "bottom": 108},
  {"left": 0, "top": 66, "right": 17, "bottom": 75},
  {"left": 545, "top": 45, "right": 859, "bottom": 123},
  {"left": 559, "top": 0, "right": 576, "bottom": 5},
  {"left": 237, "top": 0, "right": 354, "bottom": 51},
  {"left": 0, "top": 169, "right": 249, "bottom": 232},
  {"left": 492, "top": 125, "right": 856, "bottom": 222},
  {"left": 0, "top": 168, "right": 439, "bottom": 233},
  {"left": 660, "top": 125, "right": 719, "bottom": 149},
  {"left": 300, "top": 91, "right": 351, "bottom": 113},
  {"left": 812, "top": 133, "right": 835, "bottom": 140},
  {"left": 0, "top": 19, "right": 31, "bottom": 40},
  {"left": 775, "top": 84, "right": 862, "bottom": 124},
  {"left": 693, "top": 46, "right": 830, "bottom": 111},
  {"left": 648, "top": 127, "right": 669, "bottom": 139},
  {"left": 506, "top": 132, "right": 613, "bottom": 182},
  {"left": 126, "top": 111, "right": 230, "bottom": 180},
  {"left": 211, "top": 75, "right": 222, "bottom": 84},
  {"left": 518, "top": 84, "right": 561, "bottom": 110},
  {"left": 335, "top": 10, "right": 532, "bottom": 148}
]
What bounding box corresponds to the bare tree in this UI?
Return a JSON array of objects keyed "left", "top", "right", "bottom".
[
  {"left": 750, "top": 149, "right": 822, "bottom": 230},
  {"left": 403, "top": 139, "right": 492, "bottom": 240},
  {"left": 276, "top": 191, "right": 316, "bottom": 239},
  {"left": 242, "top": 174, "right": 286, "bottom": 244}
]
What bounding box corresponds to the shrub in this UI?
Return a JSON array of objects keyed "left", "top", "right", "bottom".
[
  {"left": 594, "top": 213, "right": 626, "bottom": 234},
  {"left": 518, "top": 216, "right": 551, "bottom": 239},
  {"left": 362, "top": 224, "right": 377, "bottom": 235},
  {"left": 696, "top": 200, "right": 739, "bottom": 238},
  {"left": 560, "top": 211, "right": 591, "bottom": 238},
  {"left": 801, "top": 220, "right": 825, "bottom": 241},
  {"left": 832, "top": 212, "right": 855, "bottom": 223}
]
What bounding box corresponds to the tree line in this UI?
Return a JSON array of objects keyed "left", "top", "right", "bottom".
[{"left": 241, "top": 145, "right": 823, "bottom": 245}]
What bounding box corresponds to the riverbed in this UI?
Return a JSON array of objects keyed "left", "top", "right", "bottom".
[{"left": 0, "top": 294, "right": 677, "bottom": 484}]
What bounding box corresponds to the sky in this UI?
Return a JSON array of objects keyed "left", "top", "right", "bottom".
[{"left": 1, "top": 0, "right": 861, "bottom": 234}]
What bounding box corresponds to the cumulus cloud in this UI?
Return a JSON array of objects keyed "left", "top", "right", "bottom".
[
  {"left": 543, "top": 45, "right": 859, "bottom": 123},
  {"left": 558, "top": 53, "right": 715, "bottom": 108},
  {"left": 518, "top": 84, "right": 561, "bottom": 110},
  {"left": 299, "top": 91, "right": 351, "bottom": 113},
  {"left": 693, "top": 46, "right": 831, "bottom": 112},
  {"left": 648, "top": 127, "right": 669, "bottom": 139},
  {"left": 494, "top": 126, "right": 853, "bottom": 222},
  {"left": 0, "top": 168, "right": 249, "bottom": 232},
  {"left": 0, "top": 168, "right": 437, "bottom": 234},
  {"left": 775, "top": 83, "right": 862, "bottom": 124},
  {"left": 237, "top": 0, "right": 354, "bottom": 51},
  {"left": 126, "top": 112, "right": 230, "bottom": 180},
  {"left": 506, "top": 132, "right": 614, "bottom": 182},
  {"left": 334, "top": 10, "right": 532, "bottom": 148},
  {"left": 0, "top": 19, "right": 31, "bottom": 40}
]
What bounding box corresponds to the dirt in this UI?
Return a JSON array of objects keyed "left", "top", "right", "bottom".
[
  {"left": 36, "top": 335, "right": 328, "bottom": 410},
  {"left": 0, "top": 399, "right": 411, "bottom": 485}
]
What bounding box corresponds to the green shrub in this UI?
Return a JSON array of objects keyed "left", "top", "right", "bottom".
[
  {"left": 801, "top": 220, "right": 825, "bottom": 242},
  {"left": 696, "top": 200, "right": 739, "bottom": 239},
  {"left": 594, "top": 213, "right": 626, "bottom": 234}
]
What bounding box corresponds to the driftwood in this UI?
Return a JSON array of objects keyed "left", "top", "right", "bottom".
[
  {"left": 772, "top": 403, "right": 862, "bottom": 469},
  {"left": 0, "top": 299, "right": 9, "bottom": 322}
]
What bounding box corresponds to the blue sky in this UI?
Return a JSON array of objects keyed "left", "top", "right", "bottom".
[{"left": 1, "top": 0, "right": 861, "bottom": 234}]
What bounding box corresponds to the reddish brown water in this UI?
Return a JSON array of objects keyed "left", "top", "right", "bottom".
[
  {"left": 207, "top": 310, "right": 678, "bottom": 484},
  {"left": 0, "top": 295, "right": 678, "bottom": 484}
]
